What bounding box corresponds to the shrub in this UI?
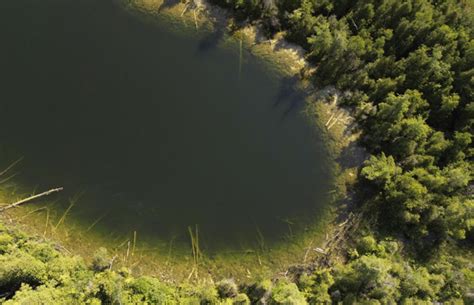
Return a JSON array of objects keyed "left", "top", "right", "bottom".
[
  {"left": 246, "top": 279, "right": 272, "bottom": 303},
  {"left": 299, "top": 270, "right": 333, "bottom": 304},
  {"left": 268, "top": 280, "right": 307, "bottom": 305},
  {"left": 0, "top": 250, "right": 46, "bottom": 296},
  {"left": 333, "top": 255, "right": 400, "bottom": 302},
  {"left": 90, "top": 270, "right": 130, "bottom": 304},
  {"left": 128, "top": 276, "right": 178, "bottom": 304},
  {"left": 91, "top": 247, "right": 111, "bottom": 272},
  {"left": 23, "top": 240, "right": 59, "bottom": 263},
  {"left": 3, "top": 283, "right": 89, "bottom": 305},
  {"left": 0, "top": 233, "right": 13, "bottom": 253},
  {"left": 233, "top": 293, "right": 250, "bottom": 305},
  {"left": 216, "top": 279, "right": 239, "bottom": 298}
]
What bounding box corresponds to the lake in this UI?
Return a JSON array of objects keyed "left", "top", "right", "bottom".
[{"left": 0, "top": 0, "right": 333, "bottom": 251}]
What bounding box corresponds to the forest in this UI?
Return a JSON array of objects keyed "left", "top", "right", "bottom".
[
  {"left": 1, "top": 0, "right": 473, "bottom": 303},
  {"left": 207, "top": 0, "right": 474, "bottom": 302}
]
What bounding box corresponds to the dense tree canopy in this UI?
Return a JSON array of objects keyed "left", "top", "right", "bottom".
[
  {"left": 211, "top": 0, "right": 473, "bottom": 253},
  {"left": 206, "top": 0, "right": 473, "bottom": 302}
]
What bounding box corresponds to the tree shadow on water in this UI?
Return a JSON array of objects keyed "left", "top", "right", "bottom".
[
  {"left": 273, "top": 75, "right": 308, "bottom": 120},
  {"left": 196, "top": 27, "right": 225, "bottom": 53},
  {"left": 158, "top": 0, "right": 181, "bottom": 12}
]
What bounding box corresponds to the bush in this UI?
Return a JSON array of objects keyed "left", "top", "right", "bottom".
[
  {"left": 216, "top": 279, "right": 239, "bottom": 298},
  {"left": 246, "top": 279, "right": 272, "bottom": 303},
  {"left": 233, "top": 293, "right": 250, "bottom": 305},
  {"left": 91, "top": 247, "right": 111, "bottom": 272},
  {"left": 0, "top": 250, "right": 46, "bottom": 296},
  {"left": 299, "top": 270, "right": 333, "bottom": 304},
  {"left": 128, "top": 276, "right": 178, "bottom": 304},
  {"left": 333, "top": 255, "right": 400, "bottom": 302},
  {"left": 357, "top": 236, "right": 379, "bottom": 255},
  {"left": 268, "top": 280, "right": 307, "bottom": 305},
  {"left": 90, "top": 270, "right": 130, "bottom": 304},
  {"left": 3, "top": 283, "right": 91, "bottom": 305},
  {"left": 23, "top": 240, "right": 59, "bottom": 263},
  {"left": 0, "top": 233, "right": 13, "bottom": 253}
]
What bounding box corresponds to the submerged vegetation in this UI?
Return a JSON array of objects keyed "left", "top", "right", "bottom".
[
  {"left": 1, "top": 0, "right": 474, "bottom": 303},
  {"left": 1, "top": 212, "right": 472, "bottom": 304}
]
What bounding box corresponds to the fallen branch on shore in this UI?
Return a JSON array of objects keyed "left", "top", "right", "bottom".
[{"left": 0, "top": 187, "right": 63, "bottom": 212}]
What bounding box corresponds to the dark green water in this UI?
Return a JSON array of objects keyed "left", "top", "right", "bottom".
[{"left": 0, "top": 0, "right": 333, "bottom": 250}]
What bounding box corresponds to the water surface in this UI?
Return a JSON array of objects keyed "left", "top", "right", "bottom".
[{"left": 0, "top": 0, "right": 333, "bottom": 250}]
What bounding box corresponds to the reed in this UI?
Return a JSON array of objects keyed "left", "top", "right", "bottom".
[
  {"left": 193, "top": 10, "right": 198, "bottom": 30},
  {"left": 54, "top": 192, "right": 83, "bottom": 230},
  {"left": 132, "top": 230, "right": 137, "bottom": 256},
  {"left": 54, "top": 199, "right": 75, "bottom": 230},
  {"left": 18, "top": 207, "right": 48, "bottom": 220},
  {"left": 165, "top": 236, "right": 176, "bottom": 266},
  {"left": 255, "top": 226, "right": 265, "bottom": 251},
  {"left": 0, "top": 172, "right": 20, "bottom": 185},
  {"left": 238, "top": 36, "right": 243, "bottom": 78},
  {"left": 282, "top": 218, "right": 294, "bottom": 239},
  {"left": 188, "top": 225, "right": 201, "bottom": 279},
  {"left": 126, "top": 240, "right": 131, "bottom": 262},
  {"left": 43, "top": 208, "right": 50, "bottom": 237},
  {"left": 118, "top": 237, "right": 130, "bottom": 249},
  {"left": 85, "top": 213, "right": 107, "bottom": 232},
  {"left": 0, "top": 156, "right": 23, "bottom": 177}
]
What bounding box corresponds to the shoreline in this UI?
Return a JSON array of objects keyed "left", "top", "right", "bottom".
[{"left": 0, "top": 0, "right": 365, "bottom": 284}]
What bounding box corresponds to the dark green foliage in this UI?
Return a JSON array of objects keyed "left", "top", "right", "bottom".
[
  {"left": 207, "top": 0, "right": 472, "bottom": 250},
  {"left": 298, "top": 269, "right": 333, "bottom": 303},
  {"left": 297, "top": 234, "right": 472, "bottom": 304},
  {"left": 244, "top": 279, "right": 272, "bottom": 303},
  {"left": 206, "top": 0, "right": 473, "bottom": 301},
  {"left": 1, "top": 0, "right": 473, "bottom": 303},
  {"left": 0, "top": 250, "right": 45, "bottom": 296}
]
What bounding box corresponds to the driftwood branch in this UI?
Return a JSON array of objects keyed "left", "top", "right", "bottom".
[{"left": 0, "top": 187, "right": 63, "bottom": 212}]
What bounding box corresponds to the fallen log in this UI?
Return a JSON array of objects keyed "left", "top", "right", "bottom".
[{"left": 0, "top": 187, "right": 63, "bottom": 212}]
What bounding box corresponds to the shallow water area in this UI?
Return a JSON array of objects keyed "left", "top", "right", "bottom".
[{"left": 0, "top": 0, "right": 334, "bottom": 252}]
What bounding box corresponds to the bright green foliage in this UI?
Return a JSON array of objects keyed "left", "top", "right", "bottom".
[
  {"left": 0, "top": 233, "right": 13, "bottom": 253},
  {"left": 330, "top": 235, "right": 472, "bottom": 304},
  {"left": 361, "top": 153, "right": 401, "bottom": 186},
  {"left": 4, "top": 283, "right": 92, "bottom": 305},
  {"left": 268, "top": 280, "right": 307, "bottom": 305},
  {"left": 0, "top": 227, "right": 262, "bottom": 304},
  {"left": 2, "top": 0, "right": 473, "bottom": 303},
  {"left": 233, "top": 293, "right": 250, "bottom": 305},
  {"left": 399, "top": 266, "right": 444, "bottom": 301},
  {"left": 356, "top": 236, "right": 384, "bottom": 256},
  {"left": 298, "top": 269, "right": 334, "bottom": 303},
  {"left": 0, "top": 250, "right": 46, "bottom": 293},
  {"left": 91, "top": 247, "right": 111, "bottom": 272},
  {"left": 128, "top": 276, "right": 178, "bottom": 304},
  {"left": 333, "top": 255, "right": 401, "bottom": 302}
]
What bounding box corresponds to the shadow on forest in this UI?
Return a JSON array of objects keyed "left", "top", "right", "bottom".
[
  {"left": 337, "top": 141, "right": 368, "bottom": 170},
  {"left": 274, "top": 75, "right": 308, "bottom": 120},
  {"left": 158, "top": 0, "right": 181, "bottom": 12}
]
